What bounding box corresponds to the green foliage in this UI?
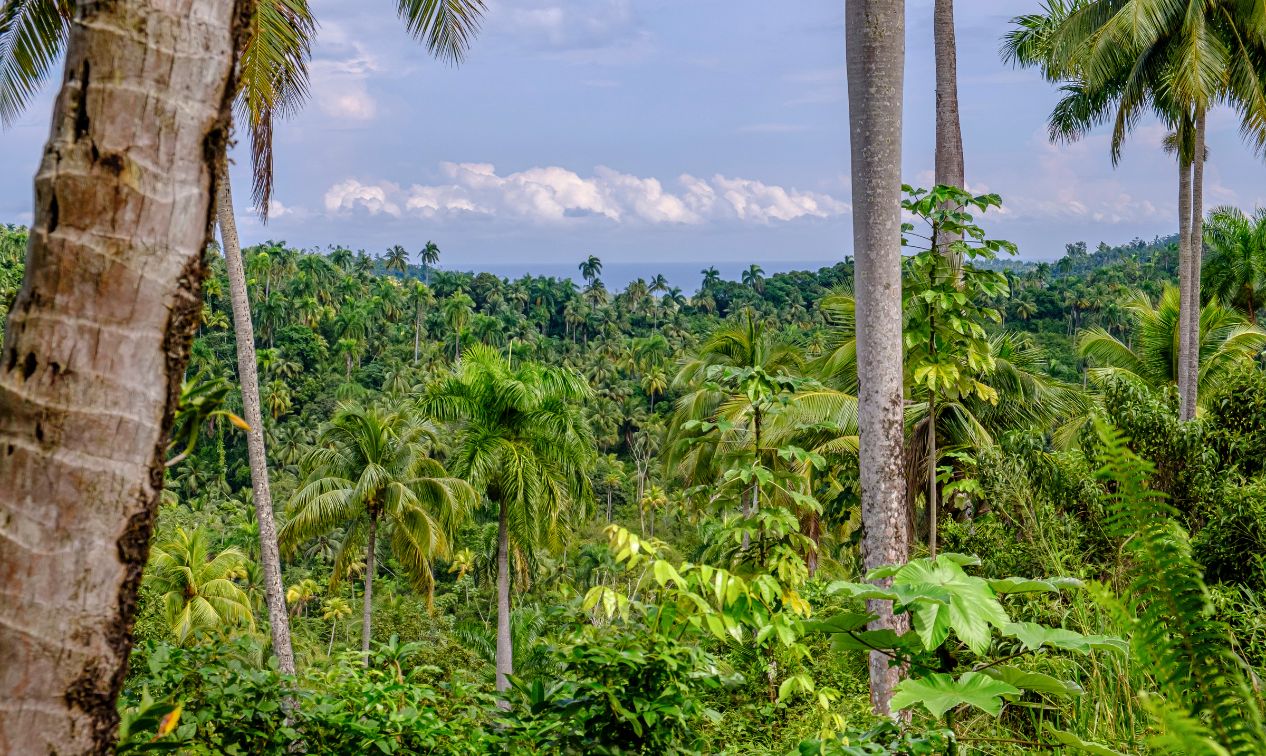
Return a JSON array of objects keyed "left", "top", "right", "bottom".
[{"left": 1094, "top": 420, "right": 1266, "bottom": 753}]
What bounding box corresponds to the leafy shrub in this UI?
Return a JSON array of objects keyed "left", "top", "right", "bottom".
[
  {"left": 504, "top": 619, "right": 722, "bottom": 755},
  {"left": 1206, "top": 365, "right": 1266, "bottom": 478},
  {"left": 1193, "top": 479, "right": 1266, "bottom": 588}
]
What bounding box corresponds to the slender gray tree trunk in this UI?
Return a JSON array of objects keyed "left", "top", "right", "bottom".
[
  {"left": 1185, "top": 109, "right": 1207, "bottom": 419},
  {"left": 927, "top": 396, "right": 938, "bottom": 559},
  {"left": 0, "top": 1, "right": 242, "bottom": 752},
  {"left": 846, "top": 0, "right": 912, "bottom": 718},
  {"left": 1178, "top": 149, "right": 1195, "bottom": 420},
  {"left": 414, "top": 303, "right": 423, "bottom": 364},
  {"left": 362, "top": 516, "right": 378, "bottom": 665},
  {"left": 495, "top": 501, "right": 513, "bottom": 703},
  {"left": 933, "top": 0, "right": 964, "bottom": 269},
  {"left": 216, "top": 162, "right": 296, "bottom": 676}
]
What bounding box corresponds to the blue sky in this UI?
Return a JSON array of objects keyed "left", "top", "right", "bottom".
[{"left": 3, "top": 0, "right": 1265, "bottom": 275}]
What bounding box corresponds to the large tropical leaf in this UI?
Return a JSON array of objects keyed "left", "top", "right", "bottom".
[{"left": 889, "top": 671, "right": 1021, "bottom": 718}]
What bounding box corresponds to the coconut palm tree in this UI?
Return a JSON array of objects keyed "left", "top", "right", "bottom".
[
  {"left": 1204, "top": 206, "right": 1266, "bottom": 323},
  {"left": 411, "top": 281, "right": 435, "bottom": 364},
  {"left": 385, "top": 244, "right": 410, "bottom": 276},
  {"left": 419, "top": 240, "right": 441, "bottom": 284},
  {"left": 0, "top": 3, "right": 240, "bottom": 747},
  {"left": 322, "top": 597, "right": 353, "bottom": 655},
  {"left": 442, "top": 290, "right": 475, "bottom": 363},
  {"left": 700, "top": 266, "right": 722, "bottom": 291},
  {"left": 846, "top": 0, "right": 910, "bottom": 715},
  {"left": 419, "top": 344, "right": 595, "bottom": 697},
  {"left": 280, "top": 405, "right": 476, "bottom": 662},
  {"left": 1079, "top": 285, "right": 1266, "bottom": 411},
  {"left": 147, "top": 527, "right": 256, "bottom": 645},
  {"left": 741, "top": 264, "right": 765, "bottom": 293},
  {"left": 579, "top": 254, "right": 603, "bottom": 285},
  {"left": 1003, "top": 0, "right": 1266, "bottom": 419}
]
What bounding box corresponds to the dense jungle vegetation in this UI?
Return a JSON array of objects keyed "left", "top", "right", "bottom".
[
  {"left": 6, "top": 204, "right": 1266, "bottom": 754},
  {"left": 6, "top": 0, "right": 1266, "bottom": 754}
]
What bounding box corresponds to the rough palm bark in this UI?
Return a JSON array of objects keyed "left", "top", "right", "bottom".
[
  {"left": 1177, "top": 149, "right": 1195, "bottom": 421},
  {"left": 933, "top": 0, "right": 964, "bottom": 267},
  {"left": 846, "top": 0, "right": 912, "bottom": 717},
  {"left": 362, "top": 515, "right": 378, "bottom": 665},
  {"left": 0, "top": 0, "right": 243, "bottom": 753},
  {"left": 495, "top": 500, "right": 513, "bottom": 704},
  {"left": 1184, "top": 110, "right": 1207, "bottom": 419},
  {"left": 216, "top": 161, "right": 296, "bottom": 676}
]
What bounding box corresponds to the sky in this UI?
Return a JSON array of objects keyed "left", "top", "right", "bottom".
[{"left": 3, "top": 0, "right": 1266, "bottom": 281}]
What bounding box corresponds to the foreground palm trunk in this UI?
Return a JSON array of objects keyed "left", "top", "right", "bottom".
[
  {"left": 0, "top": 1, "right": 242, "bottom": 752},
  {"left": 846, "top": 0, "right": 912, "bottom": 717},
  {"left": 1178, "top": 150, "right": 1195, "bottom": 420},
  {"left": 1184, "top": 110, "right": 1207, "bottom": 419},
  {"left": 216, "top": 162, "right": 296, "bottom": 676},
  {"left": 933, "top": 0, "right": 964, "bottom": 266}
]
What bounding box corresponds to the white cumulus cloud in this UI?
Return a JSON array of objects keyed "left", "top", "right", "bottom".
[{"left": 323, "top": 164, "right": 849, "bottom": 227}]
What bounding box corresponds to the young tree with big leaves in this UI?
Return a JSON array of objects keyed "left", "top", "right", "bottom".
[
  {"left": 419, "top": 344, "right": 596, "bottom": 697},
  {"left": 847, "top": 0, "right": 911, "bottom": 716},
  {"left": 0, "top": 2, "right": 241, "bottom": 750},
  {"left": 901, "top": 186, "right": 1015, "bottom": 557},
  {"left": 280, "top": 405, "right": 476, "bottom": 663}
]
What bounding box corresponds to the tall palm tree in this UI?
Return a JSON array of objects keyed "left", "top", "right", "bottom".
[
  {"left": 0, "top": 2, "right": 240, "bottom": 749},
  {"left": 411, "top": 280, "right": 435, "bottom": 364},
  {"left": 1204, "top": 206, "right": 1266, "bottom": 323},
  {"left": 1079, "top": 285, "right": 1266, "bottom": 410},
  {"left": 280, "top": 406, "right": 476, "bottom": 662},
  {"left": 700, "top": 266, "right": 721, "bottom": 291},
  {"left": 147, "top": 528, "right": 256, "bottom": 645},
  {"left": 846, "top": 0, "right": 910, "bottom": 716},
  {"left": 420, "top": 344, "right": 595, "bottom": 697},
  {"left": 934, "top": 0, "right": 965, "bottom": 265},
  {"left": 579, "top": 254, "right": 603, "bottom": 285},
  {"left": 419, "top": 240, "right": 441, "bottom": 285},
  {"left": 741, "top": 264, "right": 766, "bottom": 293},
  {"left": 385, "top": 244, "right": 410, "bottom": 276},
  {"left": 1004, "top": 0, "right": 1266, "bottom": 420},
  {"left": 442, "top": 290, "right": 475, "bottom": 363}
]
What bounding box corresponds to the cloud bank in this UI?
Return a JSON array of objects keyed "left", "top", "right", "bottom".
[{"left": 323, "top": 163, "right": 848, "bottom": 225}]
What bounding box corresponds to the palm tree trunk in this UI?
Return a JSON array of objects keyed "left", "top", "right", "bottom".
[
  {"left": 0, "top": 1, "right": 241, "bottom": 752},
  {"left": 607, "top": 490, "right": 613, "bottom": 523},
  {"left": 413, "top": 304, "right": 422, "bottom": 365},
  {"left": 328, "top": 622, "right": 337, "bottom": 656},
  {"left": 495, "top": 501, "right": 513, "bottom": 703},
  {"left": 927, "top": 397, "right": 938, "bottom": 559},
  {"left": 217, "top": 161, "right": 296, "bottom": 677},
  {"left": 1178, "top": 147, "right": 1195, "bottom": 420},
  {"left": 1185, "top": 109, "right": 1207, "bottom": 418},
  {"left": 362, "top": 516, "right": 378, "bottom": 666},
  {"left": 847, "top": 0, "right": 912, "bottom": 718},
  {"left": 933, "top": 0, "right": 964, "bottom": 271}
]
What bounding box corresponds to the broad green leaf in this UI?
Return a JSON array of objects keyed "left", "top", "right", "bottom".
[
  {"left": 890, "top": 671, "right": 1020, "bottom": 718},
  {"left": 829, "top": 629, "right": 920, "bottom": 653},
  {"left": 1043, "top": 725, "right": 1127, "bottom": 756},
  {"left": 894, "top": 557, "right": 1008, "bottom": 654},
  {"left": 825, "top": 581, "right": 899, "bottom": 602},
  {"left": 980, "top": 665, "right": 1082, "bottom": 698},
  {"left": 803, "top": 611, "right": 875, "bottom": 634},
  {"left": 989, "top": 576, "right": 1083, "bottom": 594},
  {"left": 1002, "top": 622, "right": 1126, "bottom": 655}
]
